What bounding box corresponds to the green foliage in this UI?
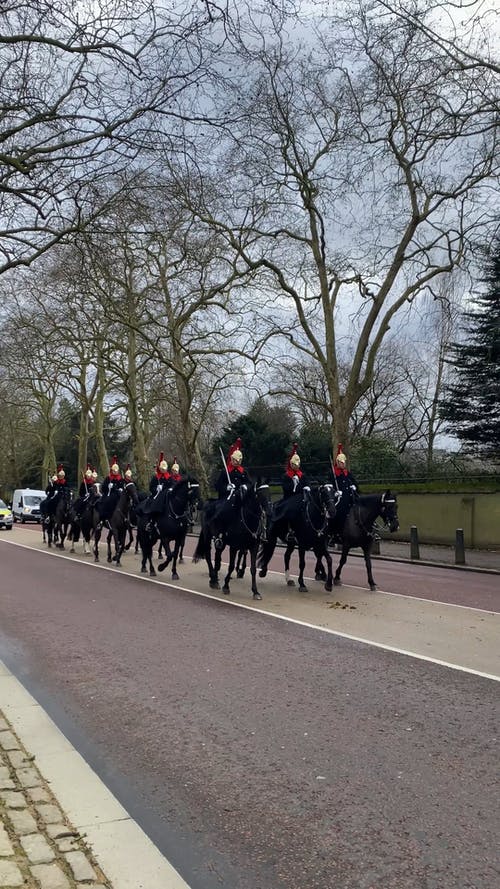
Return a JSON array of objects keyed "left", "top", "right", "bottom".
[
  {"left": 351, "top": 436, "right": 405, "bottom": 483},
  {"left": 297, "top": 420, "right": 332, "bottom": 464},
  {"left": 439, "top": 242, "right": 500, "bottom": 456},
  {"left": 212, "top": 399, "right": 296, "bottom": 472}
]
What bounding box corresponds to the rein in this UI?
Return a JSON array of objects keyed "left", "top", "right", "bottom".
[{"left": 304, "top": 493, "right": 329, "bottom": 537}]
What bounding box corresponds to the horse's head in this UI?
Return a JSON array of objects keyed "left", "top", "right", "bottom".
[
  {"left": 318, "top": 483, "right": 337, "bottom": 520},
  {"left": 380, "top": 491, "right": 399, "bottom": 532},
  {"left": 123, "top": 481, "right": 139, "bottom": 506}
]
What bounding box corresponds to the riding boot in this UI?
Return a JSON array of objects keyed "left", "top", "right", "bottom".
[{"left": 214, "top": 533, "right": 225, "bottom": 551}]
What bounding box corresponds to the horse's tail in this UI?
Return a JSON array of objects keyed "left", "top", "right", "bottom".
[{"left": 192, "top": 528, "right": 206, "bottom": 563}]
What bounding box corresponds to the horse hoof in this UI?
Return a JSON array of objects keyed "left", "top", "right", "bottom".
[
  {"left": 209, "top": 581, "right": 220, "bottom": 590},
  {"left": 150, "top": 569, "right": 156, "bottom": 577},
  {"left": 370, "top": 583, "right": 377, "bottom": 591},
  {"left": 315, "top": 572, "right": 326, "bottom": 582},
  {"left": 172, "top": 572, "right": 179, "bottom": 580},
  {"left": 299, "top": 585, "right": 308, "bottom": 593},
  {"left": 222, "top": 586, "right": 230, "bottom": 595},
  {"left": 287, "top": 580, "right": 295, "bottom": 587},
  {"left": 259, "top": 568, "right": 267, "bottom": 578},
  {"left": 178, "top": 557, "right": 184, "bottom": 564},
  {"left": 236, "top": 570, "right": 244, "bottom": 579},
  {"left": 324, "top": 583, "right": 333, "bottom": 592},
  {"left": 141, "top": 567, "right": 147, "bottom": 573},
  {"left": 334, "top": 578, "right": 341, "bottom": 586},
  {"left": 107, "top": 557, "right": 112, "bottom": 563},
  {"left": 157, "top": 563, "right": 166, "bottom": 572},
  {"left": 253, "top": 592, "right": 262, "bottom": 600}
]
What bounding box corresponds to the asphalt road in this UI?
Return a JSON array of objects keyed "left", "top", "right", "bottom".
[{"left": 0, "top": 537, "right": 498, "bottom": 889}]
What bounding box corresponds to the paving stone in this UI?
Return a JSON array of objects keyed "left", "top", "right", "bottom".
[
  {"left": 0, "top": 823, "right": 14, "bottom": 856},
  {"left": 17, "top": 766, "right": 42, "bottom": 789},
  {"left": 0, "top": 765, "right": 12, "bottom": 781},
  {"left": 21, "top": 832, "right": 55, "bottom": 864},
  {"left": 0, "top": 859, "right": 23, "bottom": 886},
  {"left": 31, "top": 863, "right": 71, "bottom": 889},
  {"left": 0, "top": 777, "right": 15, "bottom": 790},
  {"left": 0, "top": 732, "right": 20, "bottom": 752},
  {"left": 7, "top": 751, "right": 26, "bottom": 769},
  {"left": 26, "top": 786, "right": 52, "bottom": 804},
  {"left": 64, "top": 850, "right": 97, "bottom": 882},
  {"left": 6, "top": 808, "right": 38, "bottom": 835},
  {"left": 0, "top": 789, "right": 27, "bottom": 808},
  {"left": 36, "top": 803, "right": 64, "bottom": 824}
]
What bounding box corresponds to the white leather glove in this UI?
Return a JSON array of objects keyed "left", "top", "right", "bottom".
[
  {"left": 292, "top": 476, "right": 299, "bottom": 491},
  {"left": 303, "top": 486, "right": 310, "bottom": 492},
  {"left": 350, "top": 485, "right": 357, "bottom": 492},
  {"left": 241, "top": 484, "right": 247, "bottom": 492},
  {"left": 227, "top": 483, "right": 235, "bottom": 492},
  {"left": 156, "top": 484, "right": 163, "bottom": 493}
]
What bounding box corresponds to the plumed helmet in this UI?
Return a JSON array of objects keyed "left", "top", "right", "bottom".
[
  {"left": 57, "top": 464, "right": 65, "bottom": 479},
  {"left": 91, "top": 469, "right": 98, "bottom": 480},
  {"left": 287, "top": 443, "right": 301, "bottom": 470},
  {"left": 51, "top": 474, "right": 58, "bottom": 482},
  {"left": 171, "top": 457, "right": 180, "bottom": 474},
  {"left": 227, "top": 437, "right": 243, "bottom": 467},
  {"left": 124, "top": 463, "right": 132, "bottom": 479},
  {"left": 157, "top": 451, "right": 168, "bottom": 472},
  {"left": 84, "top": 463, "right": 93, "bottom": 478},
  {"left": 110, "top": 456, "right": 119, "bottom": 473},
  {"left": 335, "top": 444, "right": 347, "bottom": 466}
]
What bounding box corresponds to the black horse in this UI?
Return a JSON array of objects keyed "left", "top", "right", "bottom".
[
  {"left": 68, "top": 486, "right": 101, "bottom": 555},
  {"left": 137, "top": 479, "right": 200, "bottom": 579},
  {"left": 93, "top": 482, "right": 139, "bottom": 566},
  {"left": 259, "top": 484, "right": 338, "bottom": 592},
  {"left": 333, "top": 491, "right": 399, "bottom": 591},
  {"left": 193, "top": 482, "right": 269, "bottom": 599},
  {"left": 47, "top": 490, "right": 73, "bottom": 550}
]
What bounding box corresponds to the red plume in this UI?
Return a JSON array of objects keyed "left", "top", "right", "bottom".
[{"left": 337, "top": 444, "right": 344, "bottom": 456}]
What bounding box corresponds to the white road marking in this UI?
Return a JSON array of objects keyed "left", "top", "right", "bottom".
[{"left": 1, "top": 538, "right": 499, "bottom": 682}]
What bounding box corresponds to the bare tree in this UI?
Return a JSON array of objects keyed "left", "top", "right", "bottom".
[
  {"left": 0, "top": 0, "right": 230, "bottom": 274},
  {"left": 185, "top": 2, "right": 498, "bottom": 457}
]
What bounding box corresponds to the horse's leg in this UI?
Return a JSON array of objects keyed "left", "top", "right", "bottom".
[
  {"left": 236, "top": 549, "right": 247, "bottom": 579},
  {"left": 315, "top": 556, "right": 327, "bottom": 582},
  {"left": 170, "top": 539, "right": 181, "bottom": 580},
  {"left": 250, "top": 543, "right": 262, "bottom": 600},
  {"left": 222, "top": 545, "right": 237, "bottom": 594},
  {"left": 298, "top": 545, "right": 308, "bottom": 592},
  {"left": 93, "top": 526, "right": 101, "bottom": 562},
  {"left": 258, "top": 532, "right": 277, "bottom": 577},
  {"left": 205, "top": 540, "right": 220, "bottom": 590},
  {"left": 106, "top": 530, "right": 113, "bottom": 563},
  {"left": 284, "top": 542, "right": 295, "bottom": 587},
  {"left": 321, "top": 545, "right": 333, "bottom": 592},
  {"left": 114, "top": 528, "right": 126, "bottom": 566},
  {"left": 363, "top": 541, "right": 377, "bottom": 591},
  {"left": 334, "top": 542, "right": 349, "bottom": 586}
]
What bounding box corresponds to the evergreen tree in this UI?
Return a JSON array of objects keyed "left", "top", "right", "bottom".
[{"left": 439, "top": 245, "right": 500, "bottom": 457}]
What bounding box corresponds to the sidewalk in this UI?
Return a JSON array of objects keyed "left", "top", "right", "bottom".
[
  {"left": 0, "top": 711, "right": 109, "bottom": 889},
  {"left": 0, "top": 662, "right": 190, "bottom": 889},
  {"left": 372, "top": 538, "right": 500, "bottom": 572}
]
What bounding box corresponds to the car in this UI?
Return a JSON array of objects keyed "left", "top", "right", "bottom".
[{"left": 0, "top": 499, "right": 13, "bottom": 530}]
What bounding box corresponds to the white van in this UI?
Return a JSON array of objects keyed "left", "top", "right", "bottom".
[{"left": 12, "top": 489, "right": 46, "bottom": 524}]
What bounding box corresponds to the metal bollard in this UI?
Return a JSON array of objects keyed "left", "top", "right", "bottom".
[
  {"left": 455, "top": 528, "right": 466, "bottom": 565},
  {"left": 410, "top": 525, "right": 420, "bottom": 560}
]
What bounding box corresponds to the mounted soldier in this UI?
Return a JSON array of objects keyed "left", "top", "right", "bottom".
[
  {"left": 212, "top": 437, "right": 253, "bottom": 550},
  {"left": 141, "top": 452, "right": 172, "bottom": 531},
  {"left": 329, "top": 445, "right": 359, "bottom": 539},
  {"left": 44, "top": 464, "right": 70, "bottom": 516},
  {"left": 96, "top": 456, "right": 124, "bottom": 523},
  {"left": 270, "top": 443, "right": 311, "bottom": 543},
  {"left": 73, "top": 464, "right": 96, "bottom": 519}
]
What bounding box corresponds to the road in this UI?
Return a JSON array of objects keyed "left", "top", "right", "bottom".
[{"left": 0, "top": 529, "right": 498, "bottom": 889}]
